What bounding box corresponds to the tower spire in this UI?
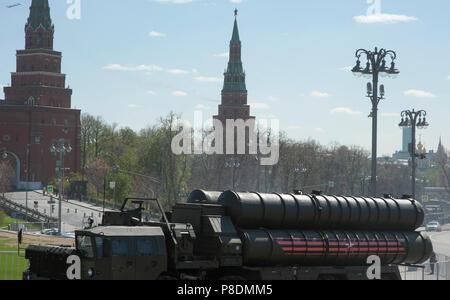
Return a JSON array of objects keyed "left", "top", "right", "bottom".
[
  {"left": 223, "top": 9, "right": 245, "bottom": 93},
  {"left": 25, "top": 0, "right": 54, "bottom": 50},
  {"left": 214, "top": 10, "right": 253, "bottom": 122},
  {"left": 231, "top": 10, "right": 241, "bottom": 44},
  {"left": 26, "top": 0, "right": 53, "bottom": 31}
]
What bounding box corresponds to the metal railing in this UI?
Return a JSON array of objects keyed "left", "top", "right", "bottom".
[
  {"left": 1, "top": 222, "right": 59, "bottom": 233},
  {"left": 400, "top": 254, "right": 450, "bottom": 280},
  {"left": 0, "top": 196, "right": 57, "bottom": 224},
  {"left": 0, "top": 251, "right": 28, "bottom": 281}
]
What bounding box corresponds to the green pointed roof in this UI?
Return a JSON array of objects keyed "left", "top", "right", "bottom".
[
  {"left": 222, "top": 11, "right": 246, "bottom": 93},
  {"left": 26, "top": 0, "right": 53, "bottom": 31},
  {"left": 231, "top": 18, "right": 241, "bottom": 44}
]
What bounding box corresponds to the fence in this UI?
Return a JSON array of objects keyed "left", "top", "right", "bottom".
[
  {"left": 400, "top": 254, "right": 450, "bottom": 280},
  {"left": 1, "top": 222, "right": 59, "bottom": 233},
  {"left": 0, "top": 251, "right": 27, "bottom": 281},
  {"left": 0, "top": 196, "right": 57, "bottom": 224}
]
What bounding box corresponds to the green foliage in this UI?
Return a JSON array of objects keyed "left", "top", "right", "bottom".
[{"left": 80, "top": 111, "right": 449, "bottom": 204}]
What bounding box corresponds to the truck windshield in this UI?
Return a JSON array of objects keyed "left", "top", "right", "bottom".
[
  {"left": 76, "top": 235, "right": 95, "bottom": 258},
  {"left": 137, "top": 238, "right": 155, "bottom": 256}
]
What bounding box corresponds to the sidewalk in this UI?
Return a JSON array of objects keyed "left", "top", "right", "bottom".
[{"left": 31, "top": 190, "right": 115, "bottom": 213}]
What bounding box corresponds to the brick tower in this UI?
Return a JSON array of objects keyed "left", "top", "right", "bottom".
[
  {"left": 0, "top": 0, "right": 81, "bottom": 188},
  {"left": 4, "top": 0, "right": 72, "bottom": 107},
  {"left": 214, "top": 9, "right": 254, "bottom": 122}
]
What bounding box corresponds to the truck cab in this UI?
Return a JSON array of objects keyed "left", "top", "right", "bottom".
[{"left": 75, "top": 226, "right": 168, "bottom": 280}]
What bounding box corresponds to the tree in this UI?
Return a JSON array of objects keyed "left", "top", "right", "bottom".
[{"left": 86, "top": 157, "right": 109, "bottom": 198}]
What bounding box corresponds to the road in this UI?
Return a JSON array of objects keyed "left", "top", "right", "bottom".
[
  {"left": 4, "top": 191, "right": 115, "bottom": 233},
  {"left": 428, "top": 230, "right": 450, "bottom": 258}
]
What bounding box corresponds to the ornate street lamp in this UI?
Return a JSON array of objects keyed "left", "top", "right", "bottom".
[
  {"left": 352, "top": 47, "right": 399, "bottom": 196},
  {"left": 50, "top": 140, "right": 72, "bottom": 235},
  {"left": 399, "top": 109, "right": 429, "bottom": 201}
]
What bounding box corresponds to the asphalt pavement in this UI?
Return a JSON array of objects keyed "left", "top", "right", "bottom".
[
  {"left": 4, "top": 191, "right": 115, "bottom": 232},
  {"left": 428, "top": 230, "right": 450, "bottom": 257}
]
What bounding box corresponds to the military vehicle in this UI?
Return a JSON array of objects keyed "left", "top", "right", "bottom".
[{"left": 23, "top": 190, "right": 433, "bottom": 280}]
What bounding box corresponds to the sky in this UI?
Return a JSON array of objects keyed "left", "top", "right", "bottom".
[{"left": 0, "top": 0, "right": 449, "bottom": 156}]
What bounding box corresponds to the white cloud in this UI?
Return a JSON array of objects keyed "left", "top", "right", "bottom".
[
  {"left": 173, "top": 91, "right": 188, "bottom": 97},
  {"left": 147, "top": 91, "right": 156, "bottom": 95},
  {"left": 311, "top": 91, "right": 330, "bottom": 98},
  {"left": 152, "top": 0, "right": 195, "bottom": 3},
  {"left": 230, "top": 0, "right": 245, "bottom": 3},
  {"left": 404, "top": 89, "right": 436, "bottom": 98},
  {"left": 103, "top": 64, "right": 163, "bottom": 72},
  {"left": 249, "top": 102, "right": 270, "bottom": 110},
  {"left": 447, "top": 76, "right": 450, "bottom": 80},
  {"left": 330, "top": 107, "right": 362, "bottom": 116},
  {"left": 315, "top": 128, "right": 325, "bottom": 133},
  {"left": 149, "top": 31, "right": 166, "bottom": 37},
  {"left": 339, "top": 66, "right": 353, "bottom": 71},
  {"left": 354, "top": 14, "right": 418, "bottom": 24},
  {"left": 268, "top": 96, "right": 280, "bottom": 102},
  {"left": 381, "top": 112, "right": 400, "bottom": 118},
  {"left": 168, "top": 69, "right": 189, "bottom": 75},
  {"left": 194, "top": 76, "right": 222, "bottom": 83},
  {"left": 128, "top": 104, "right": 139, "bottom": 108},
  {"left": 195, "top": 104, "right": 212, "bottom": 110},
  {"left": 214, "top": 52, "right": 229, "bottom": 57}
]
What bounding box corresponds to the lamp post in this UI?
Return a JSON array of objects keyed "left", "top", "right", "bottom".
[
  {"left": 50, "top": 140, "right": 72, "bottom": 236},
  {"left": 352, "top": 47, "right": 400, "bottom": 196},
  {"left": 399, "top": 109, "right": 429, "bottom": 201},
  {"left": 225, "top": 157, "right": 240, "bottom": 190},
  {"left": 293, "top": 167, "right": 307, "bottom": 190},
  {"left": 25, "top": 144, "right": 30, "bottom": 224}
]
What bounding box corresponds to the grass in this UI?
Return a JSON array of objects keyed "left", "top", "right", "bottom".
[
  {"left": 0, "top": 235, "right": 27, "bottom": 281},
  {"left": 0, "top": 210, "right": 74, "bottom": 281},
  {"left": 0, "top": 209, "right": 42, "bottom": 232}
]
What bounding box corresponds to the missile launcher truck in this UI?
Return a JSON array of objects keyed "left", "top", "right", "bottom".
[{"left": 23, "top": 190, "right": 433, "bottom": 280}]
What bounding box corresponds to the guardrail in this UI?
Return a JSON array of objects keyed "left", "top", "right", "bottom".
[
  {"left": 400, "top": 254, "right": 450, "bottom": 280},
  {"left": 0, "top": 251, "right": 27, "bottom": 281},
  {"left": 0, "top": 196, "right": 57, "bottom": 224}
]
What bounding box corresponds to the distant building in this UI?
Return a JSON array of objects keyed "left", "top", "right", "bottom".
[
  {"left": 213, "top": 10, "right": 256, "bottom": 157},
  {"left": 392, "top": 126, "right": 436, "bottom": 170},
  {"left": 0, "top": 0, "right": 81, "bottom": 189},
  {"left": 214, "top": 10, "right": 254, "bottom": 123}
]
